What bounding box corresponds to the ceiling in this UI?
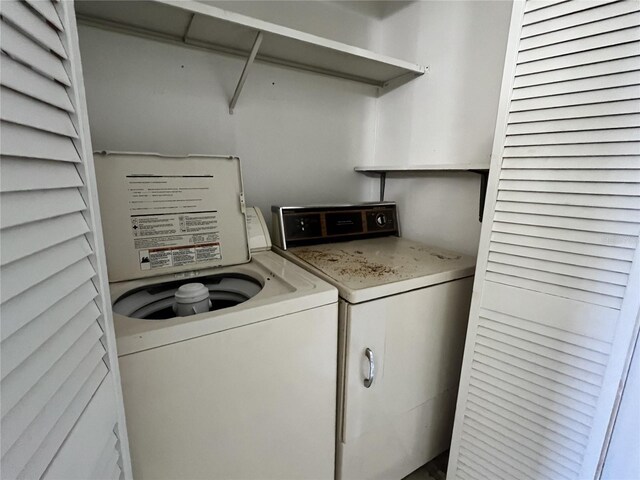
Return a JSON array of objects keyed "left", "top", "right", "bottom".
[{"left": 330, "top": 1, "right": 415, "bottom": 19}]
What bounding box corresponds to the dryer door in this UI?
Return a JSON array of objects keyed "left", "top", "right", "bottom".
[{"left": 338, "top": 277, "right": 473, "bottom": 480}]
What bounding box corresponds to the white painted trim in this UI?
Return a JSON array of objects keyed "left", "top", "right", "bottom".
[
  {"left": 447, "top": 0, "right": 525, "bottom": 475},
  {"left": 592, "top": 245, "right": 640, "bottom": 478},
  {"left": 61, "top": 1, "right": 132, "bottom": 478}
]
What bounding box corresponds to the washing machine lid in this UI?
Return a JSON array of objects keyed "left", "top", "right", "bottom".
[{"left": 94, "top": 152, "right": 250, "bottom": 282}]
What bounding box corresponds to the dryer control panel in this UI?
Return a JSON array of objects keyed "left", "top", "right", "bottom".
[{"left": 272, "top": 203, "right": 398, "bottom": 249}]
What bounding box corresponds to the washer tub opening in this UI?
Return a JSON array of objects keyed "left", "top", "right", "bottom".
[{"left": 113, "top": 273, "right": 263, "bottom": 320}]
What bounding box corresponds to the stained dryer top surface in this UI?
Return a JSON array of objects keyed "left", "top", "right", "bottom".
[{"left": 285, "top": 236, "right": 476, "bottom": 303}]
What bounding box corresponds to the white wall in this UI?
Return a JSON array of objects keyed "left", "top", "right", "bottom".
[
  {"left": 78, "top": 1, "right": 512, "bottom": 255},
  {"left": 77, "top": 1, "right": 380, "bottom": 230},
  {"left": 374, "top": 1, "right": 513, "bottom": 255}
]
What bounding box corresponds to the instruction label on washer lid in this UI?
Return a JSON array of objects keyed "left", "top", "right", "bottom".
[{"left": 127, "top": 174, "right": 222, "bottom": 270}]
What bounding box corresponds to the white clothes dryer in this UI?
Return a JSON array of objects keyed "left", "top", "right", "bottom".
[
  {"left": 272, "top": 203, "right": 476, "bottom": 480},
  {"left": 95, "top": 152, "right": 338, "bottom": 480}
]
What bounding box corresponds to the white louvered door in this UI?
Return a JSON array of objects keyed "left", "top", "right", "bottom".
[
  {"left": 448, "top": 1, "right": 640, "bottom": 479},
  {"left": 0, "top": 1, "right": 131, "bottom": 479}
]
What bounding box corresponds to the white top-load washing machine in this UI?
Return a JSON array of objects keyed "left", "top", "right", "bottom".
[
  {"left": 94, "top": 152, "right": 338, "bottom": 480},
  {"left": 272, "top": 203, "right": 476, "bottom": 480}
]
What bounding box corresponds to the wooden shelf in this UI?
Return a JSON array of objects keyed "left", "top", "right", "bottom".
[
  {"left": 75, "top": 0, "right": 427, "bottom": 112},
  {"left": 355, "top": 164, "right": 491, "bottom": 222},
  {"left": 355, "top": 163, "right": 490, "bottom": 173}
]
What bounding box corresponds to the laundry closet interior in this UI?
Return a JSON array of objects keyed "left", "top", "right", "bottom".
[{"left": 0, "top": 1, "right": 638, "bottom": 480}]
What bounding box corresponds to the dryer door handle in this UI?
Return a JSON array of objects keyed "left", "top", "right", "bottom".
[{"left": 364, "top": 348, "right": 375, "bottom": 388}]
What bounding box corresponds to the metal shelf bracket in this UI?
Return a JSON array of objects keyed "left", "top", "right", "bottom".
[
  {"left": 371, "top": 169, "right": 489, "bottom": 222},
  {"left": 229, "top": 31, "right": 264, "bottom": 114},
  {"left": 470, "top": 170, "right": 489, "bottom": 222},
  {"left": 378, "top": 172, "right": 387, "bottom": 202}
]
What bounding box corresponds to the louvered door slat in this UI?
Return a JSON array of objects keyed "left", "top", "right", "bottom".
[
  {"left": 473, "top": 359, "right": 597, "bottom": 413},
  {"left": 516, "top": 42, "right": 640, "bottom": 76},
  {"left": 496, "top": 200, "right": 640, "bottom": 222},
  {"left": 460, "top": 445, "right": 512, "bottom": 480},
  {"left": 491, "top": 230, "right": 634, "bottom": 263},
  {"left": 0, "top": 1, "right": 129, "bottom": 478},
  {"left": 462, "top": 430, "right": 544, "bottom": 480},
  {"left": 104, "top": 459, "right": 122, "bottom": 480},
  {"left": 1, "top": 188, "right": 86, "bottom": 229},
  {"left": 0, "top": 258, "right": 96, "bottom": 341},
  {"left": 1, "top": 334, "right": 104, "bottom": 457},
  {"left": 496, "top": 189, "right": 640, "bottom": 210},
  {"left": 16, "top": 360, "right": 108, "bottom": 480},
  {"left": 0, "top": 236, "right": 92, "bottom": 303},
  {"left": 0, "top": 121, "right": 80, "bottom": 162},
  {"left": 0, "top": 20, "right": 70, "bottom": 86},
  {"left": 1, "top": 283, "right": 98, "bottom": 375},
  {"left": 449, "top": 2, "right": 640, "bottom": 478},
  {"left": 521, "top": 1, "right": 639, "bottom": 38},
  {"left": 1, "top": 87, "right": 78, "bottom": 137},
  {"left": 505, "top": 127, "right": 640, "bottom": 145},
  {"left": 465, "top": 414, "right": 579, "bottom": 479},
  {"left": 467, "top": 384, "right": 590, "bottom": 446},
  {"left": 487, "top": 261, "right": 625, "bottom": 297},
  {"left": 520, "top": 11, "right": 640, "bottom": 51},
  {"left": 84, "top": 433, "right": 118, "bottom": 480},
  {"left": 514, "top": 56, "right": 640, "bottom": 88},
  {"left": 512, "top": 72, "right": 640, "bottom": 101},
  {"left": 0, "top": 157, "right": 83, "bottom": 192},
  {"left": 458, "top": 461, "right": 486, "bottom": 480},
  {"left": 525, "top": 0, "right": 570, "bottom": 14},
  {"left": 486, "top": 270, "right": 622, "bottom": 308},
  {"left": 0, "top": 54, "right": 74, "bottom": 112},
  {"left": 463, "top": 421, "right": 570, "bottom": 480},
  {"left": 466, "top": 394, "right": 587, "bottom": 455},
  {"left": 478, "top": 321, "right": 608, "bottom": 372},
  {"left": 509, "top": 99, "right": 640, "bottom": 122},
  {"left": 493, "top": 222, "right": 637, "bottom": 251},
  {"left": 1, "top": 212, "right": 89, "bottom": 266},
  {"left": 493, "top": 211, "right": 640, "bottom": 236},
  {"left": 519, "top": 27, "right": 640, "bottom": 64},
  {"left": 510, "top": 86, "right": 640, "bottom": 111},
  {"left": 490, "top": 241, "right": 632, "bottom": 273},
  {"left": 24, "top": 0, "right": 63, "bottom": 31},
  {"left": 471, "top": 374, "right": 593, "bottom": 435},
  {"left": 498, "top": 179, "right": 640, "bottom": 196},
  {"left": 0, "top": 312, "right": 102, "bottom": 417},
  {"left": 469, "top": 402, "right": 582, "bottom": 471},
  {"left": 95, "top": 447, "right": 122, "bottom": 480},
  {"left": 502, "top": 156, "right": 640, "bottom": 170},
  {"left": 474, "top": 348, "right": 601, "bottom": 399},
  {"left": 481, "top": 307, "right": 612, "bottom": 354},
  {"left": 43, "top": 374, "right": 118, "bottom": 480},
  {"left": 1, "top": 0, "right": 67, "bottom": 58},
  {"left": 476, "top": 337, "right": 605, "bottom": 389},
  {"left": 523, "top": 0, "right": 616, "bottom": 25},
  {"left": 473, "top": 363, "right": 594, "bottom": 425},
  {"left": 100, "top": 447, "right": 122, "bottom": 480},
  {"left": 503, "top": 142, "right": 640, "bottom": 156}
]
